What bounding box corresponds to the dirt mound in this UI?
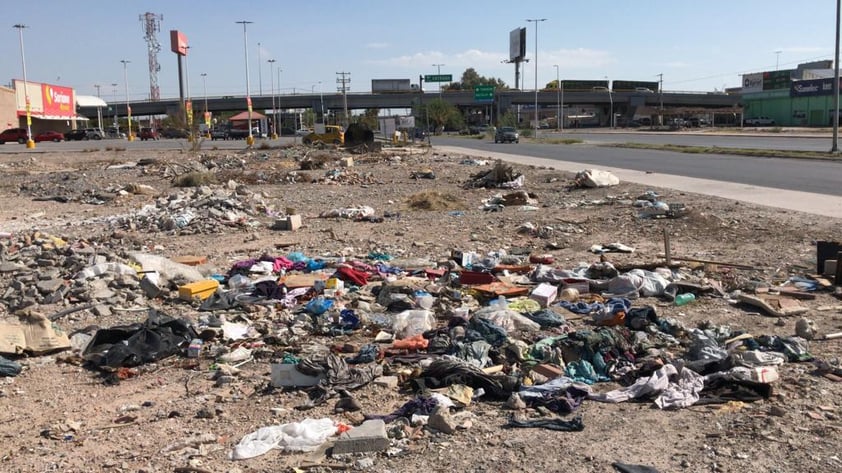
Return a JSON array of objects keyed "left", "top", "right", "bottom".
[{"left": 406, "top": 189, "right": 465, "bottom": 210}]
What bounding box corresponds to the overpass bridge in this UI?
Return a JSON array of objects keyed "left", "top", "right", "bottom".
[{"left": 79, "top": 90, "right": 740, "bottom": 123}]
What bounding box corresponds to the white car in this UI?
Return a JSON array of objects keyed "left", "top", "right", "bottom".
[
  {"left": 295, "top": 128, "right": 312, "bottom": 137},
  {"left": 744, "top": 116, "right": 775, "bottom": 126},
  {"left": 635, "top": 87, "right": 654, "bottom": 93}
]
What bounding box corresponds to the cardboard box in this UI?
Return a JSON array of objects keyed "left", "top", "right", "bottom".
[
  {"left": 273, "top": 214, "right": 302, "bottom": 231},
  {"left": 270, "top": 363, "right": 324, "bottom": 387},
  {"left": 530, "top": 283, "right": 558, "bottom": 307},
  {"left": 178, "top": 279, "right": 220, "bottom": 301}
]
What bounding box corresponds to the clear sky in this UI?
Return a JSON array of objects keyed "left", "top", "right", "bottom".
[{"left": 1, "top": 0, "right": 838, "bottom": 101}]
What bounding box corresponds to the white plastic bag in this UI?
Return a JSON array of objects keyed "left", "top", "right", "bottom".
[
  {"left": 392, "top": 310, "right": 435, "bottom": 339},
  {"left": 474, "top": 307, "right": 540, "bottom": 332},
  {"left": 229, "top": 418, "right": 337, "bottom": 460}
]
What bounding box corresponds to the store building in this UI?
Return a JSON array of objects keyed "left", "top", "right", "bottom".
[{"left": 0, "top": 79, "right": 87, "bottom": 133}]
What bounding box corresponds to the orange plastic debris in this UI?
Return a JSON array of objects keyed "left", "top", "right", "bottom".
[{"left": 392, "top": 334, "right": 429, "bottom": 350}]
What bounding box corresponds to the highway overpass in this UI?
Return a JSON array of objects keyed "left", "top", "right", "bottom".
[{"left": 80, "top": 90, "right": 740, "bottom": 121}]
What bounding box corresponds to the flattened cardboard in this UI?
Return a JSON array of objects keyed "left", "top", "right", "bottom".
[{"left": 0, "top": 314, "right": 71, "bottom": 355}]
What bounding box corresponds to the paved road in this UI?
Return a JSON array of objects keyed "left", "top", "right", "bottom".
[
  {"left": 0, "top": 137, "right": 300, "bottom": 153},
  {"left": 433, "top": 135, "right": 842, "bottom": 197},
  {"left": 543, "top": 130, "right": 834, "bottom": 152}
]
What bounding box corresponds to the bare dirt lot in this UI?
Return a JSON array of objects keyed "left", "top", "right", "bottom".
[{"left": 0, "top": 143, "right": 840, "bottom": 473}]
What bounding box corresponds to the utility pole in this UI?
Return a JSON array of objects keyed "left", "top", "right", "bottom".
[
  {"left": 833, "top": 0, "right": 840, "bottom": 153},
  {"left": 526, "top": 18, "right": 547, "bottom": 138},
  {"left": 336, "top": 71, "right": 351, "bottom": 127},
  {"left": 257, "top": 42, "right": 263, "bottom": 96},
  {"left": 657, "top": 73, "right": 664, "bottom": 127},
  {"left": 268, "top": 59, "right": 277, "bottom": 138},
  {"left": 432, "top": 63, "right": 444, "bottom": 98},
  {"left": 553, "top": 65, "right": 560, "bottom": 131}
]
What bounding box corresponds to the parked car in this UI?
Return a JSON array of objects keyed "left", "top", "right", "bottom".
[
  {"left": 635, "top": 87, "right": 654, "bottom": 93},
  {"left": 210, "top": 128, "right": 229, "bottom": 140},
  {"left": 64, "top": 129, "right": 88, "bottom": 141},
  {"left": 295, "top": 128, "right": 313, "bottom": 137},
  {"left": 743, "top": 116, "right": 775, "bottom": 126},
  {"left": 83, "top": 128, "right": 104, "bottom": 140},
  {"left": 104, "top": 127, "right": 125, "bottom": 139},
  {"left": 33, "top": 130, "right": 64, "bottom": 142},
  {"left": 494, "top": 126, "right": 519, "bottom": 144},
  {"left": 139, "top": 127, "right": 159, "bottom": 141},
  {"left": 160, "top": 128, "right": 189, "bottom": 139},
  {"left": 0, "top": 128, "right": 30, "bottom": 144}
]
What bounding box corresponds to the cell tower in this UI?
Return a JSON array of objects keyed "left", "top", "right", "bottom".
[{"left": 140, "top": 12, "right": 163, "bottom": 101}]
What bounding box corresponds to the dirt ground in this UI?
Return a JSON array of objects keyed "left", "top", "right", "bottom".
[{"left": 0, "top": 141, "right": 840, "bottom": 473}]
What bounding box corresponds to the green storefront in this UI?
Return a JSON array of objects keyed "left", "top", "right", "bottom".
[{"left": 742, "top": 70, "right": 840, "bottom": 127}]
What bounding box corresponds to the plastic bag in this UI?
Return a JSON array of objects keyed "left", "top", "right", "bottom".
[
  {"left": 474, "top": 306, "right": 540, "bottom": 332},
  {"left": 229, "top": 418, "right": 337, "bottom": 459},
  {"left": 306, "top": 296, "right": 334, "bottom": 315},
  {"left": 392, "top": 310, "right": 435, "bottom": 339}
]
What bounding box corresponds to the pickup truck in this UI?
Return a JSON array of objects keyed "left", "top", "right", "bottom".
[{"left": 743, "top": 116, "right": 775, "bottom": 126}]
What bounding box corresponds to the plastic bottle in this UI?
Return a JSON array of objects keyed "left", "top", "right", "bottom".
[{"left": 674, "top": 293, "right": 696, "bottom": 306}]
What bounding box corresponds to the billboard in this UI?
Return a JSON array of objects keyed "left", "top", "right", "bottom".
[
  {"left": 742, "top": 73, "right": 763, "bottom": 93},
  {"left": 612, "top": 80, "right": 659, "bottom": 92},
  {"left": 790, "top": 77, "right": 839, "bottom": 97},
  {"left": 509, "top": 27, "right": 526, "bottom": 62},
  {"left": 170, "top": 30, "right": 188, "bottom": 55},
  {"left": 763, "top": 69, "right": 794, "bottom": 90},
  {"left": 42, "top": 84, "right": 74, "bottom": 117}
]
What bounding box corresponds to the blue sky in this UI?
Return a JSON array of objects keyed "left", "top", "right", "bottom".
[{"left": 1, "top": 0, "right": 838, "bottom": 101}]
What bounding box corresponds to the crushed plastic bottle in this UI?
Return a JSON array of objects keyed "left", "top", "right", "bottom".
[{"left": 674, "top": 293, "right": 696, "bottom": 306}]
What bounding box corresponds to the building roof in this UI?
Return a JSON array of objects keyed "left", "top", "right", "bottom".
[
  {"left": 229, "top": 111, "right": 267, "bottom": 121},
  {"left": 76, "top": 95, "right": 108, "bottom": 108}
]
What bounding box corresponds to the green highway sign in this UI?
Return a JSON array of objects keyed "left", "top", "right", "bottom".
[
  {"left": 424, "top": 74, "right": 452, "bottom": 82},
  {"left": 474, "top": 85, "right": 495, "bottom": 102}
]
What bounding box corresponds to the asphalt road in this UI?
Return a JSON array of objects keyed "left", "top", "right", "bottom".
[
  {"left": 433, "top": 134, "right": 842, "bottom": 197},
  {"left": 543, "top": 130, "right": 835, "bottom": 152}
]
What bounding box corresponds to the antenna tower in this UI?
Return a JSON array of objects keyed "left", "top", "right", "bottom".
[{"left": 140, "top": 12, "right": 163, "bottom": 101}]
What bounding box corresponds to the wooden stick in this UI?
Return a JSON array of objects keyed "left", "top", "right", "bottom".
[
  {"left": 665, "top": 255, "right": 760, "bottom": 270},
  {"left": 663, "top": 228, "right": 671, "bottom": 266},
  {"left": 48, "top": 303, "right": 94, "bottom": 321},
  {"left": 823, "top": 332, "right": 842, "bottom": 340}
]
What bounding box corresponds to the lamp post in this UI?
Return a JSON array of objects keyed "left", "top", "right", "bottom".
[
  {"left": 201, "top": 73, "right": 210, "bottom": 137},
  {"left": 236, "top": 20, "right": 255, "bottom": 146},
  {"left": 13, "top": 24, "right": 35, "bottom": 148},
  {"left": 111, "top": 83, "right": 118, "bottom": 129},
  {"left": 605, "top": 75, "right": 614, "bottom": 129},
  {"left": 121, "top": 59, "right": 134, "bottom": 141},
  {"left": 432, "top": 63, "right": 444, "bottom": 98},
  {"left": 184, "top": 46, "right": 193, "bottom": 141},
  {"left": 258, "top": 42, "right": 263, "bottom": 96},
  {"left": 526, "top": 18, "right": 547, "bottom": 138},
  {"left": 268, "top": 59, "right": 278, "bottom": 139},
  {"left": 94, "top": 84, "right": 103, "bottom": 131},
  {"left": 553, "top": 64, "right": 560, "bottom": 131},
  {"left": 833, "top": 0, "right": 840, "bottom": 153},
  {"left": 319, "top": 80, "right": 324, "bottom": 124}
]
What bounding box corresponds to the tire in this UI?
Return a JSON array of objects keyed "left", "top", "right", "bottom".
[
  {"left": 18, "top": 138, "right": 25, "bottom": 144},
  {"left": 53, "top": 138, "right": 60, "bottom": 142},
  {"left": 333, "top": 139, "right": 341, "bottom": 145},
  {"left": 93, "top": 135, "right": 102, "bottom": 140}
]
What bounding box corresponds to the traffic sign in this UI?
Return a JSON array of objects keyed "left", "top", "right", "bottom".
[
  {"left": 474, "top": 85, "right": 495, "bottom": 102},
  {"left": 424, "top": 74, "right": 452, "bottom": 82}
]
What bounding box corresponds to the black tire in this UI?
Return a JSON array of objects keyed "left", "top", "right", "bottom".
[
  {"left": 333, "top": 139, "right": 341, "bottom": 145},
  {"left": 18, "top": 138, "right": 25, "bottom": 144},
  {"left": 93, "top": 135, "right": 102, "bottom": 140}
]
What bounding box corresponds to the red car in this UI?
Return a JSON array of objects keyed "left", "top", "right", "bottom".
[{"left": 33, "top": 130, "right": 64, "bottom": 142}]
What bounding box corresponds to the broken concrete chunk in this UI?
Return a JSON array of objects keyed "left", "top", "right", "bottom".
[{"left": 332, "top": 419, "right": 389, "bottom": 454}]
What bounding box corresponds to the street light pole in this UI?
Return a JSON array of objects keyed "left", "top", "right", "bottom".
[
  {"left": 258, "top": 42, "right": 263, "bottom": 96},
  {"left": 526, "top": 18, "right": 547, "bottom": 138},
  {"left": 605, "top": 75, "right": 614, "bottom": 129},
  {"left": 319, "top": 80, "right": 324, "bottom": 124},
  {"left": 121, "top": 59, "right": 134, "bottom": 141},
  {"left": 13, "top": 24, "right": 35, "bottom": 148},
  {"left": 236, "top": 20, "right": 254, "bottom": 146},
  {"left": 201, "top": 73, "right": 210, "bottom": 137},
  {"left": 432, "top": 63, "right": 444, "bottom": 98},
  {"left": 775, "top": 50, "right": 782, "bottom": 71},
  {"left": 94, "top": 84, "right": 103, "bottom": 131},
  {"left": 833, "top": 0, "right": 840, "bottom": 153},
  {"left": 553, "top": 64, "right": 560, "bottom": 131},
  {"left": 268, "top": 59, "right": 277, "bottom": 139},
  {"left": 111, "top": 83, "right": 118, "bottom": 129}
]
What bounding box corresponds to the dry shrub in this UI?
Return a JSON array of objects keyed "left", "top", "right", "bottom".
[
  {"left": 406, "top": 190, "right": 465, "bottom": 211},
  {"left": 299, "top": 151, "right": 334, "bottom": 170},
  {"left": 173, "top": 171, "right": 217, "bottom": 187}
]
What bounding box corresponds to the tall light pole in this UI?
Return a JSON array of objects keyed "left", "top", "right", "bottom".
[
  {"left": 201, "top": 73, "right": 210, "bottom": 137},
  {"left": 553, "top": 64, "right": 560, "bottom": 131},
  {"left": 832, "top": 0, "right": 840, "bottom": 153},
  {"left": 319, "top": 80, "right": 324, "bottom": 124},
  {"left": 121, "top": 59, "right": 134, "bottom": 141},
  {"left": 258, "top": 42, "right": 263, "bottom": 96},
  {"left": 268, "top": 58, "right": 277, "bottom": 138},
  {"left": 526, "top": 18, "right": 547, "bottom": 138},
  {"left": 432, "top": 63, "right": 444, "bottom": 98},
  {"left": 657, "top": 73, "right": 664, "bottom": 127},
  {"left": 94, "top": 84, "right": 103, "bottom": 131},
  {"left": 236, "top": 20, "right": 254, "bottom": 146},
  {"left": 775, "top": 50, "right": 782, "bottom": 71},
  {"left": 605, "top": 75, "right": 614, "bottom": 129},
  {"left": 13, "top": 24, "right": 35, "bottom": 148},
  {"left": 111, "top": 83, "right": 119, "bottom": 129},
  {"left": 184, "top": 46, "right": 193, "bottom": 141}
]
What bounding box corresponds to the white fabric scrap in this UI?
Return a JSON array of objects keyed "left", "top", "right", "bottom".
[{"left": 229, "top": 418, "right": 337, "bottom": 460}]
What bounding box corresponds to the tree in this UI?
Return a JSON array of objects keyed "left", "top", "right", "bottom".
[
  {"left": 444, "top": 68, "right": 509, "bottom": 91},
  {"left": 545, "top": 79, "right": 560, "bottom": 89},
  {"left": 355, "top": 108, "right": 380, "bottom": 129},
  {"left": 426, "top": 98, "right": 463, "bottom": 132}
]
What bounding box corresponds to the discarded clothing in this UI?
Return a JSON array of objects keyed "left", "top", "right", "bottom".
[
  {"left": 466, "top": 316, "right": 508, "bottom": 347},
  {"left": 519, "top": 377, "right": 591, "bottom": 414},
  {"left": 297, "top": 353, "right": 382, "bottom": 406},
  {"left": 0, "top": 355, "right": 22, "bottom": 377},
  {"left": 506, "top": 415, "right": 584, "bottom": 431},
  {"left": 83, "top": 310, "right": 197, "bottom": 368},
  {"left": 347, "top": 344, "right": 379, "bottom": 364},
  {"left": 252, "top": 280, "right": 287, "bottom": 300},
  {"left": 333, "top": 266, "right": 369, "bottom": 286},
  {"left": 524, "top": 309, "right": 567, "bottom": 328},
  {"left": 697, "top": 374, "right": 773, "bottom": 404},
  {"left": 366, "top": 396, "right": 439, "bottom": 423},
  {"left": 449, "top": 340, "right": 492, "bottom": 368},
  {"left": 412, "top": 357, "right": 514, "bottom": 400}
]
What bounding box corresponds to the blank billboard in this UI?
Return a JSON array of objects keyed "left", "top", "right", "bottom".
[{"left": 509, "top": 27, "right": 526, "bottom": 62}]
